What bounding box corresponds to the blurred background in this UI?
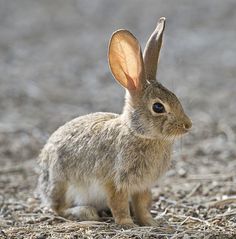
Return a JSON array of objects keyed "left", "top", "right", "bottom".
[{"left": 0, "top": 0, "right": 236, "bottom": 235}]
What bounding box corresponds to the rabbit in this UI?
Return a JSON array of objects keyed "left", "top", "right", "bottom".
[{"left": 37, "top": 17, "right": 192, "bottom": 227}]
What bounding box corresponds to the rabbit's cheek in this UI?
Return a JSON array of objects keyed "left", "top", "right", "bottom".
[
  {"left": 161, "top": 120, "right": 178, "bottom": 138},
  {"left": 155, "top": 115, "right": 168, "bottom": 134}
]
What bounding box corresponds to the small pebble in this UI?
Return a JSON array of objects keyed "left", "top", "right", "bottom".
[
  {"left": 35, "top": 233, "right": 47, "bottom": 239},
  {"left": 27, "top": 198, "right": 37, "bottom": 205}
]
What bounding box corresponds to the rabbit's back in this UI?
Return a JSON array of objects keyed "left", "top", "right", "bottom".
[{"left": 39, "top": 112, "right": 119, "bottom": 175}]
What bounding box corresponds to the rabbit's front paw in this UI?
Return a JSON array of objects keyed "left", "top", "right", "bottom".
[
  {"left": 115, "top": 218, "right": 137, "bottom": 228},
  {"left": 137, "top": 217, "right": 160, "bottom": 227}
]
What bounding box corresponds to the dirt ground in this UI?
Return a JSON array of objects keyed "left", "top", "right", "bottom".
[{"left": 0, "top": 0, "right": 236, "bottom": 238}]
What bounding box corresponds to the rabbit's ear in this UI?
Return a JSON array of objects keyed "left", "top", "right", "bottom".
[
  {"left": 108, "top": 30, "right": 145, "bottom": 92},
  {"left": 143, "top": 17, "right": 166, "bottom": 82}
]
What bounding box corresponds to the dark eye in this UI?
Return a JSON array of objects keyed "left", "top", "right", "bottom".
[{"left": 152, "top": 102, "right": 165, "bottom": 113}]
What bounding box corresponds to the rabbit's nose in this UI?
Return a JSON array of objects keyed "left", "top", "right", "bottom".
[{"left": 183, "top": 120, "right": 192, "bottom": 130}]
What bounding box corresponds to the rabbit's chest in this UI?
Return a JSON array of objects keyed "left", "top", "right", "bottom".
[
  {"left": 116, "top": 141, "right": 172, "bottom": 192},
  {"left": 138, "top": 147, "right": 171, "bottom": 184}
]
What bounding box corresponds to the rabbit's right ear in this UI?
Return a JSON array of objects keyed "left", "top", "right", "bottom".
[
  {"left": 143, "top": 17, "right": 166, "bottom": 82},
  {"left": 108, "top": 30, "right": 145, "bottom": 92}
]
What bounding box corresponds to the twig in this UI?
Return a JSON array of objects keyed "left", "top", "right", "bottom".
[
  {"left": 180, "top": 183, "right": 202, "bottom": 201},
  {"left": 187, "top": 172, "right": 236, "bottom": 181},
  {"left": 207, "top": 209, "right": 236, "bottom": 222},
  {"left": 208, "top": 197, "right": 236, "bottom": 209}
]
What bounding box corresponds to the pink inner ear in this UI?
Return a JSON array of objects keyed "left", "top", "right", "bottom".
[{"left": 124, "top": 72, "right": 138, "bottom": 91}]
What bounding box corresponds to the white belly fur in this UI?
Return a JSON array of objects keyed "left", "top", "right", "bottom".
[{"left": 66, "top": 180, "right": 107, "bottom": 211}]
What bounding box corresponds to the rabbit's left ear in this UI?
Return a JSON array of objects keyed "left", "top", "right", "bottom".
[{"left": 108, "top": 30, "right": 145, "bottom": 92}]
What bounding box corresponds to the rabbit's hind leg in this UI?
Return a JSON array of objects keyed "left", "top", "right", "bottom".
[
  {"left": 46, "top": 179, "right": 68, "bottom": 215},
  {"left": 63, "top": 206, "right": 99, "bottom": 221},
  {"left": 59, "top": 183, "right": 103, "bottom": 221},
  {"left": 48, "top": 181, "right": 100, "bottom": 221}
]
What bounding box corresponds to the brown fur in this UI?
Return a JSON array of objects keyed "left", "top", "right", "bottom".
[
  {"left": 37, "top": 18, "right": 192, "bottom": 226},
  {"left": 131, "top": 189, "right": 155, "bottom": 226}
]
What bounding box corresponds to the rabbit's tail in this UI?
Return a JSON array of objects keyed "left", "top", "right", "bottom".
[{"left": 35, "top": 149, "right": 50, "bottom": 206}]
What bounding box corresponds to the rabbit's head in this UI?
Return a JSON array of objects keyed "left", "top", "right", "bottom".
[{"left": 108, "top": 17, "right": 192, "bottom": 140}]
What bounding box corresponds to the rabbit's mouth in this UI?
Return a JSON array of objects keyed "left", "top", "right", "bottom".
[{"left": 162, "top": 124, "right": 191, "bottom": 140}]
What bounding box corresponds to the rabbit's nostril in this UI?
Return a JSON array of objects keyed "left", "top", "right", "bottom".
[{"left": 183, "top": 121, "right": 192, "bottom": 130}]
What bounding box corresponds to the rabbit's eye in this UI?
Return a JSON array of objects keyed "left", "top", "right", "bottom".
[{"left": 152, "top": 102, "right": 165, "bottom": 113}]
